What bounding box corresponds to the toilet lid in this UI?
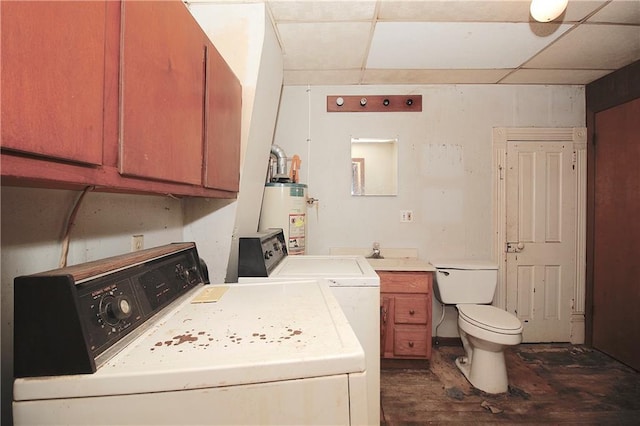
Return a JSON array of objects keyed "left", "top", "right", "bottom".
[{"left": 457, "top": 304, "right": 523, "bottom": 335}]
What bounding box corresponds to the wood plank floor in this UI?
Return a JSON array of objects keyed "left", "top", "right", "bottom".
[{"left": 381, "top": 343, "right": 640, "bottom": 425}]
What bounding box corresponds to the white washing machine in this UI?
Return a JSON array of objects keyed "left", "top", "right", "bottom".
[
  {"left": 13, "top": 243, "right": 368, "bottom": 425},
  {"left": 239, "top": 230, "right": 380, "bottom": 425}
]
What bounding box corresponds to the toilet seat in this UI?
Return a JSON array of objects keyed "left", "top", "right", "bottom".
[{"left": 457, "top": 304, "right": 522, "bottom": 335}]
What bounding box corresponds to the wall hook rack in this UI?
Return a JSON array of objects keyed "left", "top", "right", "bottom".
[{"left": 327, "top": 95, "right": 422, "bottom": 112}]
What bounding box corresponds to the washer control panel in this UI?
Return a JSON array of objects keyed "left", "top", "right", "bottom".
[
  {"left": 238, "top": 228, "right": 288, "bottom": 277},
  {"left": 14, "top": 243, "right": 206, "bottom": 377}
]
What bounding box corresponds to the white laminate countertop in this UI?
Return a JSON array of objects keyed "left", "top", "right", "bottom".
[
  {"left": 329, "top": 248, "right": 435, "bottom": 272},
  {"left": 366, "top": 258, "right": 435, "bottom": 272}
]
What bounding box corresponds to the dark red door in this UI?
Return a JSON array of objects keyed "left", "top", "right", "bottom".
[{"left": 592, "top": 97, "right": 640, "bottom": 370}]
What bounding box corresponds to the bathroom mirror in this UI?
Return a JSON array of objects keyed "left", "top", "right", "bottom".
[{"left": 351, "top": 137, "right": 398, "bottom": 196}]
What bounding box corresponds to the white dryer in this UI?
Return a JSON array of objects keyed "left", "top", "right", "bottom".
[
  {"left": 13, "top": 243, "right": 368, "bottom": 425},
  {"left": 239, "top": 229, "right": 380, "bottom": 425}
]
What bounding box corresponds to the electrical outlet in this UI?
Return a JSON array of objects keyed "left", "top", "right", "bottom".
[
  {"left": 131, "top": 234, "right": 144, "bottom": 251},
  {"left": 400, "top": 210, "right": 414, "bottom": 223}
]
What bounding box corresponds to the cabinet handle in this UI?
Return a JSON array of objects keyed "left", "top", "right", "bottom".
[
  {"left": 408, "top": 341, "right": 414, "bottom": 348},
  {"left": 409, "top": 309, "right": 415, "bottom": 315}
]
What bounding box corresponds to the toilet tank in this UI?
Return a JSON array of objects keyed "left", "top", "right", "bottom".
[{"left": 431, "top": 260, "right": 498, "bottom": 304}]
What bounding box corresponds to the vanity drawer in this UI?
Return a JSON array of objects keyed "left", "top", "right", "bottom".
[
  {"left": 379, "top": 271, "right": 431, "bottom": 294},
  {"left": 393, "top": 327, "right": 429, "bottom": 357},
  {"left": 394, "top": 295, "right": 428, "bottom": 324}
]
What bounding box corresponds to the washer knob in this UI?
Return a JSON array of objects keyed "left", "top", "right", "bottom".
[{"left": 108, "top": 296, "right": 132, "bottom": 321}]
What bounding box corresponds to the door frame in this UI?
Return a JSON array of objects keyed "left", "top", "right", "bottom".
[{"left": 492, "top": 127, "right": 587, "bottom": 344}]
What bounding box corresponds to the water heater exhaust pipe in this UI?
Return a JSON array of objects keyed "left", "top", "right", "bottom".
[{"left": 271, "top": 144, "right": 288, "bottom": 177}]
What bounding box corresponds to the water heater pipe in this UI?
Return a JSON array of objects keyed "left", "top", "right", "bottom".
[{"left": 270, "top": 144, "right": 288, "bottom": 176}]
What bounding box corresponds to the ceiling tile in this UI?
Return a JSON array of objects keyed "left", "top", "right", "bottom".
[
  {"left": 278, "top": 22, "right": 372, "bottom": 69},
  {"left": 500, "top": 68, "right": 613, "bottom": 84},
  {"left": 559, "top": 0, "right": 611, "bottom": 21},
  {"left": 363, "top": 68, "right": 512, "bottom": 84},
  {"left": 376, "top": 0, "right": 610, "bottom": 23},
  {"left": 268, "top": 0, "right": 376, "bottom": 21},
  {"left": 587, "top": 0, "right": 640, "bottom": 24},
  {"left": 367, "top": 22, "right": 572, "bottom": 69},
  {"left": 283, "top": 69, "right": 363, "bottom": 85},
  {"left": 525, "top": 24, "right": 640, "bottom": 69},
  {"left": 377, "top": 0, "right": 532, "bottom": 22}
]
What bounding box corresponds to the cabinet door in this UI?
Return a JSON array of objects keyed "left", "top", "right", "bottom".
[
  {"left": 120, "top": 0, "right": 205, "bottom": 185},
  {"left": 1, "top": 1, "right": 106, "bottom": 165},
  {"left": 204, "top": 43, "right": 241, "bottom": 191}
]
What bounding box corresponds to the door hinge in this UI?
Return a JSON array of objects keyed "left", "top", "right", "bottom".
[{"left": 499, "top": 165, "right": 505, "bottom": 180}]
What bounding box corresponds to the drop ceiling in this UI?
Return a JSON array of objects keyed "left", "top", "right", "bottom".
[{"left": 195, "top": 0, "right": 640, "bottom": 86}]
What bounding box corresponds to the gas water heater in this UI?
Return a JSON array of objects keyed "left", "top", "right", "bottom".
[
  {"left": 259, "top": 182, "right": 307, "bottom": 255},
  {"left": 259, "top": 145, "right": 307, "bottom": 255}
]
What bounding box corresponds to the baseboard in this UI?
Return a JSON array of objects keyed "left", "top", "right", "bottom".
[
  {"left": 381, "top": 358, "right": 430, "bottom": 369},
  {"left": 433, "top": 337, "right": 462, "bottom": 347},
  {"left": 570, "top": 314, "right": 586, "bottom": 344}
]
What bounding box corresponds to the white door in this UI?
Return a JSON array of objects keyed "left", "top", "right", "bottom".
[{"left": 505, "top": 141, "right": 576, "bottom": 342}]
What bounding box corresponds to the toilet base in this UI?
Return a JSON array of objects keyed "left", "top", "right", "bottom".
[
  {"left": 455, "top": 348, "right": 509, "bottom": 394},
  {"left": 455, "top": 355, "right": 472, "bottom": 382},
  {"left": 454, "top": 308, "right": 522, "bottom": 394}
]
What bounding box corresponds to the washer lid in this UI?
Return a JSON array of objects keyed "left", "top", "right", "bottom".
[
  {"left": 269, "top": 256, "right": 380, "bottom": 286},
  {"left": 14, "top": 281, "right": 366, "bottom": 401},
  {"left": 431, "top": 260, "right": 497, "bottom": 270},
  {"left": 457, "top": 304, "right": 522, "bottom": 334}
]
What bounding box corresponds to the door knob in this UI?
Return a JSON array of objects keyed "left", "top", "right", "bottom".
[{"left": 506, "top": 242, "right": 525, "bottom": 253}]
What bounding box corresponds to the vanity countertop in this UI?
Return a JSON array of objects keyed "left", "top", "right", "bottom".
[
  {"left": 366, "top": 257, "right": 435, "bottom": 272},
  {"left": 329, "top": 248, "right": 435, "bottom": 272}
]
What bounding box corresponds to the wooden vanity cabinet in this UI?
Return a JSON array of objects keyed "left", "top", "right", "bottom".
[
  {"left": 380, "top": 271, "right": 433, "bottom": 359},
  {"left": 1, "top": 0, "right": 241, "bottom": 198}
]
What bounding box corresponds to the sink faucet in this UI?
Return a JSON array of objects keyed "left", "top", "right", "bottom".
[{"left": 367, "top": 242, "right": 384, "bottom": 259}]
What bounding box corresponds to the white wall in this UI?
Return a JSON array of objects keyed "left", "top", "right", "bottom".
[{"left": 273, "top": 84, "right": 585, "bottom": 336}]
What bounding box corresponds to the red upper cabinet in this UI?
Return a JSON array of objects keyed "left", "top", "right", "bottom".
[
  {"left": 1, "top": 1, "right": 106, "bottom": 165},
  {"left": 119, "top": 1, "right": 206, "bottom": 185},
  {"left": 1, "top": 0, "right": 242, "bottom": 198},
  {"left": 204, "top": 42, "right": 242, "bottom": 192}
]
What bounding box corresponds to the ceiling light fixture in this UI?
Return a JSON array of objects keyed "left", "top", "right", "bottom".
[{"left": 530, "top": 0, "right": 568, "bottom": 22}]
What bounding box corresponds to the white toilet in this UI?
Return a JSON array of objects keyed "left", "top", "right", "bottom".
[{"left": 432, "top": 260, "right": 523, "bottom": 394}]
